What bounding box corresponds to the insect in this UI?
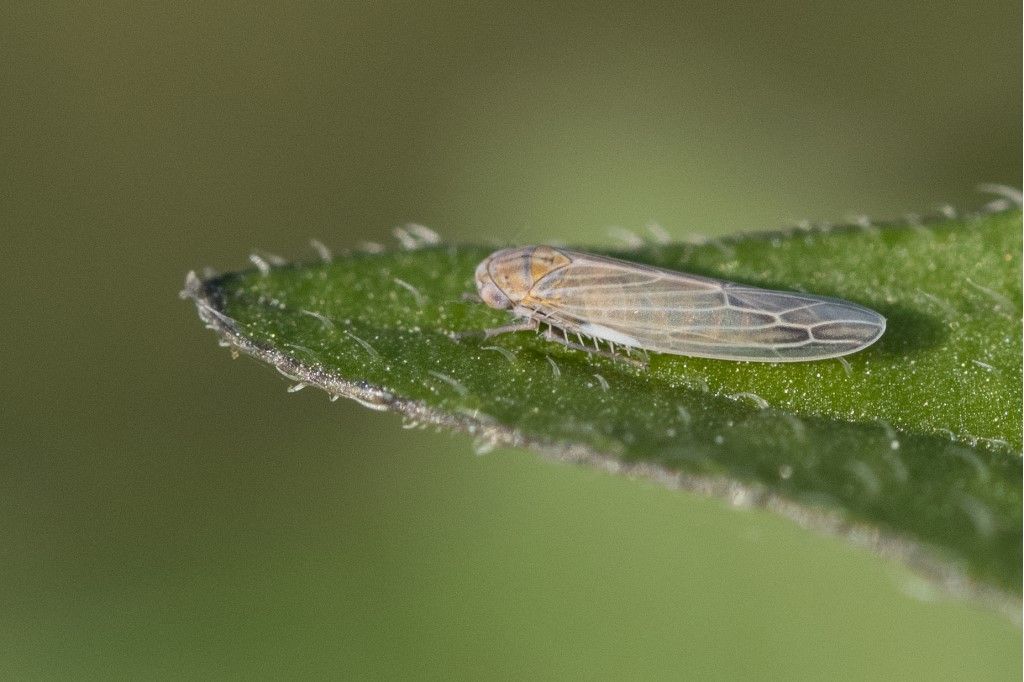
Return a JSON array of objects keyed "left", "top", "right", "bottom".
[{"left": 473, "top": 246, "right": 885, "bottom": 362}]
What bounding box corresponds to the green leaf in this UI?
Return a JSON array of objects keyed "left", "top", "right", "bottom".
[{"left": 184, "top": 209, "right": 1022, "bottom": 614}]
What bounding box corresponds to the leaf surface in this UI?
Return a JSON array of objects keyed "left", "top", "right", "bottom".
[{"left": 185, "top": 209, "right": 1022, "bottom": 611}]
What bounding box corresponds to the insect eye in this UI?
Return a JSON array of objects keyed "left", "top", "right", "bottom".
[{"left": 478, "top": 281, "right": 511, "bottom": 309}]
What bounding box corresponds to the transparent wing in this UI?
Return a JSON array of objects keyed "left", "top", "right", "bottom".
[{"left": 522, "top": 251, "right": 886, "bottom": 362}]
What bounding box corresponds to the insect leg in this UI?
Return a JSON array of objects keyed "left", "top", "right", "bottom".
[
  {"left": 482, "top": 319, "right": 540, "bottom": 338},
  {"left": 451, "top": 318, "right": 538, "bottom": 340},
  {"left": 542, "top": 327, "right": 646, "bottom": 368}
]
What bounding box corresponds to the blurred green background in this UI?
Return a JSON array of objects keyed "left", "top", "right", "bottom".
[{"left": 2, "top": 2, "right": 1020, "bottom": 679}]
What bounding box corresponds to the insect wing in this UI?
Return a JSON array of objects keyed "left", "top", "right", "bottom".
[{"left": 524, "top": 251, "right": 885, "bottom": 362}]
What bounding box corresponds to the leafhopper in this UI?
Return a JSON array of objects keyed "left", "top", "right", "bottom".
[{"left": 474, "top": 246, "right": 885, "bottom": 362}]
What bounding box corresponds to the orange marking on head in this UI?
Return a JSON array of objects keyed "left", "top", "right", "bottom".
[{"left": 529, "top": 246, "right": 571, "bottom": 282}]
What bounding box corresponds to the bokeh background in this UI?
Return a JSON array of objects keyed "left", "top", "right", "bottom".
[{"left": 2, "top": 2, "right": 1021, "bottom": 678}]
